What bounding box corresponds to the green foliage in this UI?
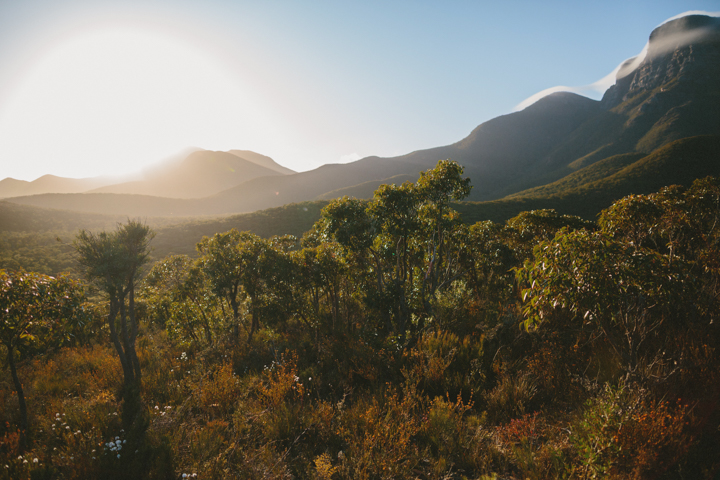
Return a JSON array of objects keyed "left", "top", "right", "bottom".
[
  {"left": 5, "top": 164, "right": 720, "bottom": 478},
  {"left": 143, "top": 255, "right": 224, "bottom": 346},
  {"left": 0, "top": 269, "right": 86, "bottom": 449}
]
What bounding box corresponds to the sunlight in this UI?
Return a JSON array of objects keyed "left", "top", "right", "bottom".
[{"left": 0, "top": 28, "right": 272, "bottom": 180}]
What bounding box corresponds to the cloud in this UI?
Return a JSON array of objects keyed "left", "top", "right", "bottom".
[{"left": 514, "top": 10, "right": 720, "bottom": 112}]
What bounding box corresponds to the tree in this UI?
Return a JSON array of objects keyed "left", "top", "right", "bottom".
[
  {"left": 197, "top": 229, "right": 247, "bottom": 341},
  {"left": 144, "top": 255, "right": 221, "bottom": 345},
  {"left": 318, "top": 160, "right": 472, "bottom": 338},
  {"left": 517, "top": 228, "right": 694, "bottom": 382},
  {"left": 0, "top": 269, "right": 85, "bottom": 450},
  {"left": 197, "top": 230, "right": 296, "bottom": 342},
  {"left": 74, "top": 220, "right": 154, "bottom": 400}
]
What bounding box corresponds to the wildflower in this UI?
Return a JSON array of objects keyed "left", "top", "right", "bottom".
[
  {"left": 23, "top": 460, "right": 28, "bottom": 464},
  {"left": 33, "top": 459, "right": 38, "bottom": 464},
  {"left": 117, "top": 454, "right": 121, "bottom": 459}
]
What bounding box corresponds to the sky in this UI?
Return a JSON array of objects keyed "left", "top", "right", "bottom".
[{"left": 0, "top": 1, "right": 719, "bottom": 181}]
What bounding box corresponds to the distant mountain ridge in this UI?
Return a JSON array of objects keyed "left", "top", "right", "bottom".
[
  {"left": 0, "top": 175, "right": 119, "bottom": 199},
  {"left": 0, "top": 149, "right": 294, "bottom": 200},
  {"left": 88, "top": 150, "right": 294, "bottom": 198},
  {"left": 4, "top": 14, "right": 720, "bottom": 219}
]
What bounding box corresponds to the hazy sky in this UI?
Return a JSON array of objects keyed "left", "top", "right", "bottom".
[{"left": 1, "top": 1, "right": 718, "bottom": 181}]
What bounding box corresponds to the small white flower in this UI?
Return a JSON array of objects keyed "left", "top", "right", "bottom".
[
  {"left": 33, "top": 458, "right": 38, "bottom": 464},
  {"left": 23, "top": 460, "right": 28, "bottom": 464},
  {"left": 117, "top": 454, "right": 121, "bottom": 459}
]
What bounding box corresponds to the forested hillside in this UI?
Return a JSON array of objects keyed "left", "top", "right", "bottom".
[{"left": 1, "top": 161, "right": 719, "bottom": 479}]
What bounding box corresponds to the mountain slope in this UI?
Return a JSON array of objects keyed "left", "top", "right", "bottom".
[
  {"left": 89, "top": 150, "right": 288, "bottom": 198},
  {"left": 457, "top": 135, "right": 720, "bottom": 224},
  {"left": 228, "top": 150, "right": 296, "bottom": 175},
  {"left": 0, "top": 175, "right": 119, "bottom": 199}
]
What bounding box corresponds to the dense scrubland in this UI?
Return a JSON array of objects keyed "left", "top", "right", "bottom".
[{"left": 1, "top": 161, "right": 719, "bottom": 479}]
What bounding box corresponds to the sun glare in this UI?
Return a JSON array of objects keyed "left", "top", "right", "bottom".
[{"left": 0, "top": 29, "right": 272, "bottom": 180}]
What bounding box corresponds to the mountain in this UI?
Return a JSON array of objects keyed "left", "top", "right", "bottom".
[
  {"left": 88, "top": 149, "right": 293, "bottom": 198},
  {"left": 0, "top": 175, "right": 119, "bottom": 199},
  {"left": 5, "top": 14, "right": 720, "bottom": 219},
  {"left": 207, "top": 14, "right": 719, "bottom": 208},
  {"left": 227, "top": 150, "right": 296, "bottom": 175},
  {"left": 455, "top": 135, "right": 720, "bottom": 224}
]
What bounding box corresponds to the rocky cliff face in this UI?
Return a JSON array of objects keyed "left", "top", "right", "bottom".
[{"left": 602, "top": 15, "right": 720, "bottom": 109}]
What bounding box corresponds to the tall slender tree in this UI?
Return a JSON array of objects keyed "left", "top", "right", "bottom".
[{"left": 74, "top": 220, "right": 153, "bottom": 407}]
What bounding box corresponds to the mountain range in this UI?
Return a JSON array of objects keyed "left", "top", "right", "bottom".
[{"left": 2, "top": 14, "right": 719, "bottom": 221}]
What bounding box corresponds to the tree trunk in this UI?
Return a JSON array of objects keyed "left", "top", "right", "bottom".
[
  {"left": 127, "top": 285, "right": 142, "bottom": 384},
  {"left": 230, "top": 296, "right": 240, "bottom": 341},
  {"left": 7, "top": 346, "right": 28, "bottom": 451},
  {"left": 248, "top": 298, "right": 260, "bottom": 343},
  {"left": 107, "top": 299, "right": 134, "bottom": 387}
]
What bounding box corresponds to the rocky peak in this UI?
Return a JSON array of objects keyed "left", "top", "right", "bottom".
[{"left": 601, "top": 15, "right": 720, "bottom": 109}]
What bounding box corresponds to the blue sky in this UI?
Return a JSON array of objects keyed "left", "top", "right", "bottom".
[{"left": 0, "top": 0, "right": 718, "bottom": 181}]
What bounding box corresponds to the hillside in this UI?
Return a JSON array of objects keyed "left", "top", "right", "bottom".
[
  {"left": 0, "top": 174, "right": 120, "bottom": 199},
  {"left": 88, "top": 150, "right": 291, "bottom": 198},
  {"left": 457, "top": 135, "right": 720, "bottom": 224}
]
